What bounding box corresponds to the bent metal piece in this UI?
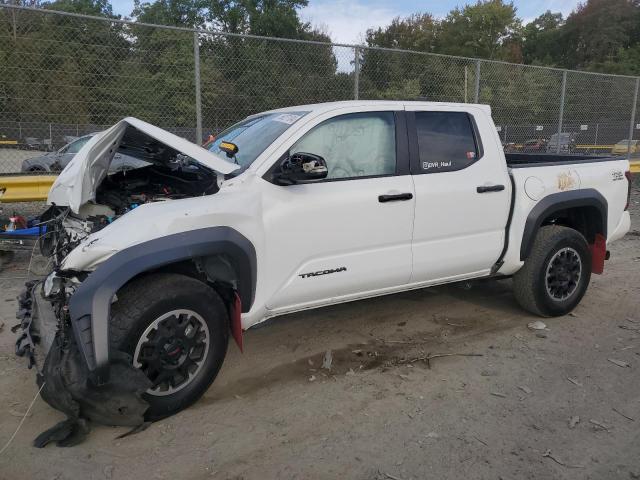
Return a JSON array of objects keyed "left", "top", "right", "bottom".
[{"left": 14, "top": 282, "right": 151, "bottom": 447}]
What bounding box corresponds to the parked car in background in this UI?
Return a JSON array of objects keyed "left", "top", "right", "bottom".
[
  {"left": 21, "top": 133, "right": 149, "bottom": 172},
  {"left": 502, "top": 142, "right": 517, "bottom": 152},
  {"left": 521, "top": 138, "right": 548, "bottom": 152},
  {"left": 612, "top": 139, "right": 639, "bottom": 156},
  {"left": 547, "top": 132, "right": 577, "bottom": 153}
]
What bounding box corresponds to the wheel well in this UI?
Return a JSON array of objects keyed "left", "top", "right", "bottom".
[
  {"left": 540, "top": 206, "right": 604, "bottom": 244},
  {"left": 520, "top": 190, "right": 608, "bottom": 261},
  {"left": 119, "top": 256, "right": 239, "bottom": 308}
]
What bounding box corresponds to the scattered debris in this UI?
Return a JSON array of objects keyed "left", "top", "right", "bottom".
[
  {"left": 481, "top": 369, "right": 499, "bottom": 377},
  {"left": 608, "top": 358, "right": 631, "bottom": 368},
  {"left": 345, "top": 368, "right": 356, "bottom": 376},
  {"left": 103, "top": 465, "right": 114, "bottom": 480},
  {"left": 491, "top": 391, "right": 507, "bottom": 398},
  {"left": 542, "top": 449, "right": 584, "bottom": 468},
  {"left": 536, "top": 332, "right": 548, "bottom": 339},
  {"left": 383, "top": 472, "right": 405, "bottom": 480},
  {"left": 568, "top": 312, "right": 578, "bottom": 317},
  {"left": 321, "top": 350, "right": 333, "bottom": 370},
  {"left": 424, "top": 432, "right": 439, "bottom": 439},
  {"left": 308, "top": 375, "right": 316, "bottom": 382},
  {"left": 416, "top": 352, "right": 483, "bottom": 369},
  {"left": 446, "top": 322, "right": 467, "bottom": 327},
  {"left": 569, "top": 416, "right": 580, "bottom": 429},
  {"left": 589, "top": 419, "right": 610, "bottom": 431},
  {"left": 527, "top": 321, "right": 547, "bottom": 331},
  {"left": 619, "top": 325, "right": 640, "bottom": 332},
  {"left": 567, "top": 377, "right": 582, "bottom": 386},
  {"left": 627, "top": 318, "right": 640, "bottom": 324},
  {"left": 612, "top": 407, "right": 635, "bottom": 422},
  {"left": 517, "top": 385, "right": 532, "bottom": 394},
  {"left": 307, "top": 359, "right": 314, "bottom": 366},
  {"left": 472, "top": 435, "right": 488, "bottom": 446}
]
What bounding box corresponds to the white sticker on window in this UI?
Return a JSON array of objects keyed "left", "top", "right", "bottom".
[{"left": 273, "top": 113, "right": 302, "bottom": 125}]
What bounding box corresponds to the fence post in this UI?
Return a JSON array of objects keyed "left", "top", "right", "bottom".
[
  {"left": 354, "top": 46, "right": 360, "bottom": 100},
  {"left": 556, "top": 70, "right": 567, "bottom": 154},
  {"left": 193, "top": 31, "right": 203, "bottom": 145},
  {"left": 474, "top": 60, "right": 481, "bottom": 103},
  {"left": 628, "top": 77, "right": 639, "bottom": 159}
]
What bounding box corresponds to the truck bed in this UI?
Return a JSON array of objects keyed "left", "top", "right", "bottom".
[{"left": 505, "top": 152, "right": 621, "bottom": 168}]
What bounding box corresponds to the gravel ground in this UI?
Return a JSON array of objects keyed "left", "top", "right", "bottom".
[{"left": 0, "top": 184, "right": 638, "bottom": 480}]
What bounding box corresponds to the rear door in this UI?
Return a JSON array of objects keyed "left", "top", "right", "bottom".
[
  {"left": 262, "top": 109, "right": 416, "bottom": 311},
  {"left": 406, "top": 105, "right": 511, "bottom": 283}
]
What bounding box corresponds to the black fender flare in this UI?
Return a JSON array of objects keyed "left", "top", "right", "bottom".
[
  {"left": 520, "top": 189, "right": 608, "bottom": 261},
  {"left": 68, "top": 226, "right": 256, "bottom": 384}
]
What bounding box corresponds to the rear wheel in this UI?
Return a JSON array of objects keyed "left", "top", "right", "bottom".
[
  {"left": 513, "top": 225, "right": 592, "bottom": 317},
  {"left": 110, "top": 273, "right": 229, "bottom": 420}
]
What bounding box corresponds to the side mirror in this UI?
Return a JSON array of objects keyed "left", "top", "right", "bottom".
[{"left": 276, "top": 153, "right": 328, "bottom": 185}]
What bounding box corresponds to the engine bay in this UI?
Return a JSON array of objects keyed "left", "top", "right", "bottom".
[{"left": 40, "top": 162, "right": 218, "bottom": 264}]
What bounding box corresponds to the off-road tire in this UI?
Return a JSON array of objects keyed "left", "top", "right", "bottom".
[
  {"left": 513, "top": 225, "right": 592, "bottom": 317},
  {"left": 110, "top": 273, "right": 229, "bottom": 420}
]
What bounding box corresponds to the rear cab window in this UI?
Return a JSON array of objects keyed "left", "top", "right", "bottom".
[{"left": 411, "top": 111, "right": 482, "bottom": 174}]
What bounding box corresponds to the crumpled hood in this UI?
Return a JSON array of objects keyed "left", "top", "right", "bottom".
[{"left": 47, "top": 117, "right": 240, "bottom": 213}]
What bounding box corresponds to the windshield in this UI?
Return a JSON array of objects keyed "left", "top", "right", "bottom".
[{"left": 208, "top": 112, "right": 308, "bottom": 168}]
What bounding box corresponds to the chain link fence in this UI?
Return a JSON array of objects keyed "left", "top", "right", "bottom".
[{"left": 1, "top": 4, "right": 640, "bottom": 175}]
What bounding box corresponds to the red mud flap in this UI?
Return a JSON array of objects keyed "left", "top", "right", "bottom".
[
  {"left": 230, "top": 292, "right": 243, "bottom": 352},
  {"left": 589, "top": 233, "right": 607, "bottom": 275}
]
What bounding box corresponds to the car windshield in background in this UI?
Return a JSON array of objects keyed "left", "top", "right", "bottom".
[{"left": 208, "top": 112, "right": 308, "bottom": 169}]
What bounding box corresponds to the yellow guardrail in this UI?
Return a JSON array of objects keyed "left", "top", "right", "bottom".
[
  {"left": 576, "top": 144, "right": 614, "bottom": 150},
  {"left": 0, "top": 175, "right": 57, "bottom": 202},
  {"left": 631, "top": 160, "right": 640, "bottom": 173}
]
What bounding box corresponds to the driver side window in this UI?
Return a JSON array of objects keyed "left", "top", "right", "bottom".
[{"left": 290, "top": 112, "right": 396, "bottom": 180}]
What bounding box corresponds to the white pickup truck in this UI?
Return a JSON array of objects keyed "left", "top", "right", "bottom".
[{"left": 14, "top": 101, "right": 632, "bottom": 445}]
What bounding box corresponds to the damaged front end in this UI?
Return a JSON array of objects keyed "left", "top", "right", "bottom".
[
  {"left": 12, "top": 117, "right": 241, "bottom": 447},
  {"left": 14, "top": 276, "right": 151, "bottom": 447}
]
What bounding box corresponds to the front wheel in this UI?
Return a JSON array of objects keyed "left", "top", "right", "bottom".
[
  {"left": 110, "top": 273, "right": 229, "bottom": 420},
  {"left": 513, "top": 225, "right": 592, "bottom": 317}
]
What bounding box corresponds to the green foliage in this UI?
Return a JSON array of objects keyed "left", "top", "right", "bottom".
[
  {"left": 365, "top": 13, "right": 438, "bottom": 52},
  {"left": 2, "top": 0, "right": 640, "bottom": 147},
  {"left": 438, "top": 0, "right": 521, "bottom": 60}
]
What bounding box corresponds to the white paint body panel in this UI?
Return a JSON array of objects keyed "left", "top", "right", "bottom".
[
  {"left": 58, "top": 101, "right": 632, "bottom": 329},
  {"left": 405, "top": 104, "right": 511, "bottom": 282}
]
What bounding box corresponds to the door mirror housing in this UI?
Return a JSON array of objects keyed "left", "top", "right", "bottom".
[{"left": 275, "top": 152, "right": 328, "bottom": 185}]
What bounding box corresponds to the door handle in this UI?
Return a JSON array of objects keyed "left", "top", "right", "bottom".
[
  {"left": 378, "top": 193, "right": 413, "bottom": 203},
  {"left": 476, "top": 184, "right": 505, "bottom": 193}
]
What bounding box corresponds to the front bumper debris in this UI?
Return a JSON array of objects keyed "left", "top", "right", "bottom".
[{"left": 14, "top": 281, "right": 152, "bottom": 447}]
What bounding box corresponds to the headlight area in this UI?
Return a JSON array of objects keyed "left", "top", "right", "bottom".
[{"left": 14, "top": 270, "right": 152, "bottom": 448}]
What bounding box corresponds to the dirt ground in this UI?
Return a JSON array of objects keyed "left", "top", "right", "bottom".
[{"left": 0, "top": 184, "right": 639, "bottom": 480}]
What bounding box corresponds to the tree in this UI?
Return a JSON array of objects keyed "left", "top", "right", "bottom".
[
  {"left": 522, "top": 11, "right": 564, "bottom": 65},
  {"left": 0, "top": 0, "right": 129, "bottom": 133},
  {"left": 365, "top": 13, "right": 438, "bottom": 52},
  {"left": 560, "top": 0, "right": 639, "bottom": 69},
  {"left": 438, "top": 0, "right": 521, "bottom": 61}
]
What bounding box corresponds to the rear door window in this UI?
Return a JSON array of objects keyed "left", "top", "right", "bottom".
[{"left": 412, "top": 111, "right": 480, "bottom": 174}]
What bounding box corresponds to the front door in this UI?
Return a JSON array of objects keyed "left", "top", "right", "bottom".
[{"left": 263, "top": 110, "right": 415, "bottom": 312}]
